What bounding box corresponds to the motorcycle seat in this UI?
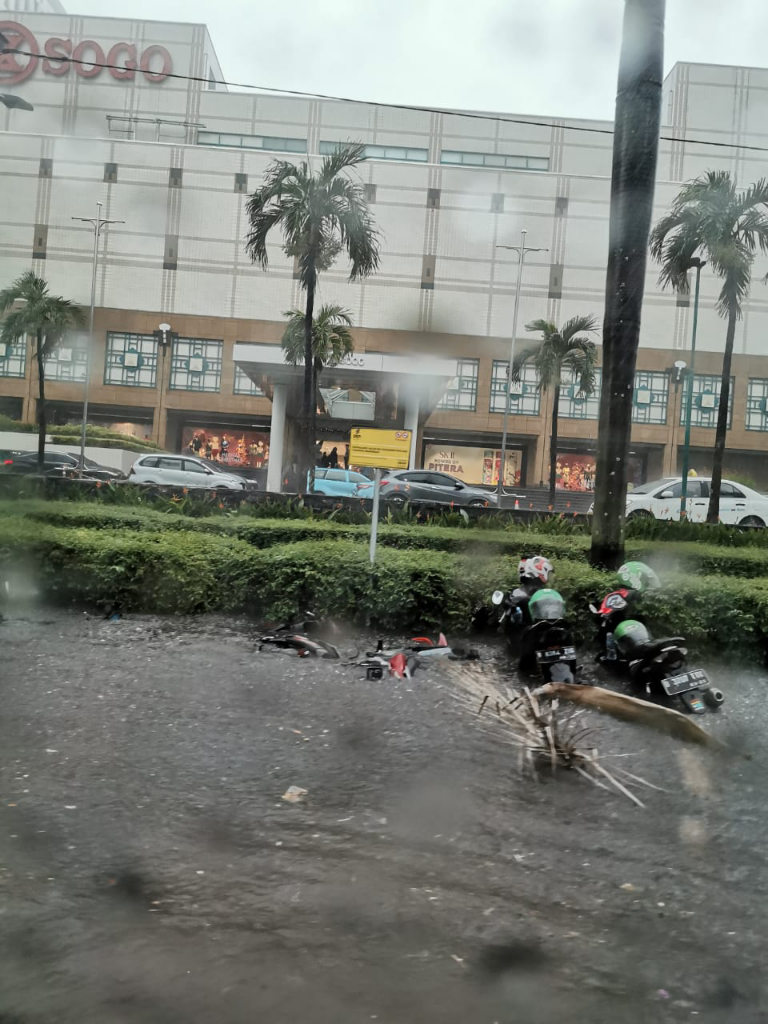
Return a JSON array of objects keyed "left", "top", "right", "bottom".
[{"left": 629, "top": 636, "right": 686, "bottom": 658}]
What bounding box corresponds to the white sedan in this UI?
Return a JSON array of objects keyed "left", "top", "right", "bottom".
[{"left": 621, "top": 476, "right": 768, "bottom": 526}]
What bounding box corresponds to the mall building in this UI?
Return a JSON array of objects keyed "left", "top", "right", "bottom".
[{"left": 1, "top": 9, "right": 768, "bottom": 490}]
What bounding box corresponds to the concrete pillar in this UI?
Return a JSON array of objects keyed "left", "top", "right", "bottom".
[
  {"left": 404, "top": 393, "right": 419, "bottom": 469},
  {"left": 266, "top": 382, "right": 288, "bottom": 493}
]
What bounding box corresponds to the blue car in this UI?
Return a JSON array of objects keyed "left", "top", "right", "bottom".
[{"left": 310, "top": 467, "right": 374, "bottom": 498}]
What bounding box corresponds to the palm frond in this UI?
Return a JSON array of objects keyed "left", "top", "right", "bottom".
[
  {"left": 318, "top": 142, "right": 368, "bottom": 185},
  {"left": 559, "top": 314, "right": 599, "bottom": 341},
  {"left": 280, "top": 304, "right": 355, "bottom": 367}
]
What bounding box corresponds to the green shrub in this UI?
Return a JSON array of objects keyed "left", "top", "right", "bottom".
[
  {"left": 1, "top": 514, "right": 766, "bottom": 661},
  {"left": 0, "top": 415, "right": 160, "bottom": 453}
]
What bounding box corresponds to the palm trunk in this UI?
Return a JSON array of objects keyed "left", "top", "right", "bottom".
[
  {"left": 590, "top": 0, "right": 665, "bottom": 569},
  {"left": 302, "top": 278, "right": 316, "bottom": 492},
  {"left": 36, "top": 330, "right": 46, "bottom": 472},
  {"left": 548, "top": 384, "right": 560, "bottom": 508},
  {"left": 706, "top": 305, "right": 736, "bottom": 523}
]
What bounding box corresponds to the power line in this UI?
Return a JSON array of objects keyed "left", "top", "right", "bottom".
[{"left": 7, "top": 47, "right": 768, "bottom": 156}]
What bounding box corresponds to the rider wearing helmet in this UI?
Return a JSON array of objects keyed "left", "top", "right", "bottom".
[
  {"left": 596, "top": 561, "right": 661, "bottom": 662},
  {"left": 518, "top": 555, "right": 554, "bottom": 589},
  {"left": 615, "top": 561, "right": 660, "bottom": 593}
]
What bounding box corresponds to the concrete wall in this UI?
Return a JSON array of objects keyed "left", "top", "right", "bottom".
[{"left": 0, "top": 431, "right": 143, "bottom": 473}]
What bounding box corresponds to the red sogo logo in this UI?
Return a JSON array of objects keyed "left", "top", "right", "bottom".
[{"left": 0, "top": 21, "right": 173, "bottom": 86}]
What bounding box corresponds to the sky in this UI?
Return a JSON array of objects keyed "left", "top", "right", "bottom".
[{"left": 50, "top": 0, "right": 768, "bottom": 120}]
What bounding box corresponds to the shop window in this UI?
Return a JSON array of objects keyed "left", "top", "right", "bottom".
[
  {"left": 490, "top": 361, "right": 540, "bottom": 416},
  {"left": 233, "top": 365, "right": 264, "bottom": 396},
  {"left": 561, "top": 367, "right": 601, "bottom": 420},
  {"left": 44, "top": 332, "right": 89, "bottom": 382},
  {"left": 437, "top": 359, "right": 478, "bottom": 411},
  {"left": 0, "top": 338, "right": 27, "bottom": 379},
  {"left": 632, "top": 370, "right": 669, "bottom": 424},
  {"left": 104, "top": 332, "right": 158, "bottom": 388},
  {"left": 169, "top": 338, "right": 222, "bottom": 393},
  {"left": 679, "top": 373, "right": 733, "bottom": 429},
  {"left": 746, "top": 378, "right": 768, "bottom": 431}
]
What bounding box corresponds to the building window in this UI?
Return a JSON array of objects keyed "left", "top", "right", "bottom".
[
  {"left": 233, "top": 365, "right": 264, "bottom": 396},
  {"left": 0, "top": 338, "right": 27, "bottom": 379},
  {"left": 319, "top": 141, "right": 428, "bottom": 162},
  {"left": 490, "top": 361, "right": 540, "bottom": 416},
  {"left": 39, "top": 158, "right": 53, "bottom": 178},
  {"left": 234, "top": 172, "right": 248, "bottom": 193},
  {"left": 104, "top": 162, "right": 118, "bottom": 183},
  {"left": 746, "top": 378, "right": 768, "bottom": 431},
  {"left": 441, "top": 150, "right": 550, "bottom": 171},
  {"left": 437, "top": 359, "right": 479, "bottom": 411},
  {"left": 632, "top": 370, "right": 669, "bottom": 424},
  {"left": 169, "top": 338, "right": 222, "bottom": 393},
  {"left": 104, "top": 332, "right": 158, "bottom": 388},
  {"left": 198, "top": 132, "right": 307, "bottom": 153},
  {"left": 169, "top": 167, "right": 183, "bottom": 188},
  {"left": 44, "top": 333, "right": 89, "bottom": 382},
  {"left": 491, "top": 192, "right": 504, "bottom": 213},
  {"left": 561, "top": 367, "right": 601, "bottom": 420},
  {"left": 363, "top": 183, "right": 377, "bottom": 203},
  {"left": 679, "top": 373, "right": 734, "bottom": 429}
]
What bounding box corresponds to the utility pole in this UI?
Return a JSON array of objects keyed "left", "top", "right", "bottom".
[
  {"left": 71, "top": 202, "right": 124, "bottom": 472},
  {"left": 679, "top": 257, "right": 706, "bottom": 519},
  {"left": 495, "top": 230, "right": 548, "bottom": 499}
]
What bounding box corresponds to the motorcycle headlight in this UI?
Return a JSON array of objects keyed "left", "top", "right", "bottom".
[{"left": 491, "top": 590, "right": 505, "bottom": 606}]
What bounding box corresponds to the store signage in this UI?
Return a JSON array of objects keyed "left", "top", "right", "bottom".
[
  {"left": 0, "top": 20, "right": 173, "bottom": 85},
  {"left": 349, "top": 427, "right": 411, "bottom": 470}
]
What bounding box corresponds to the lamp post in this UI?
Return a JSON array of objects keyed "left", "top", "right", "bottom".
[
  {"left": 679, "top": 258, "right": 706, "bottom": 520},
  {"left": 495, "top": 230, "right": 548, "bottom": 499},
  {"left": 71, "top": 202, "right": 124, "bottom": 472}
]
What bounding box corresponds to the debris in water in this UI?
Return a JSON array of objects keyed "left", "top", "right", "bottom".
[{"left": 281, "top": 786, "right": 308, "bottom": 804}]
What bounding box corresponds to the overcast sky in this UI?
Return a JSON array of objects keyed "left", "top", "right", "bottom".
[{"left": 71, "top": 0, "right": 768, "bottom": 121}]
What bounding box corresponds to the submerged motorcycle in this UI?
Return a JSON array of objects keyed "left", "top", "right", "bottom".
[
  {"left": 590, "top": 565, "right": 724, "bottom": 714},
  {"left": 492, "top": 570, "right": 577, "bottom": 683}
]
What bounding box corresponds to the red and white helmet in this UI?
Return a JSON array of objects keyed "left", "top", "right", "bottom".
[{"left": 518, "top": 555, "right": 554, "bottom": 585}]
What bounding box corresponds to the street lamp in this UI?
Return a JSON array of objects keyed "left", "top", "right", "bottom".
[
  {"left": 679, "top": 257, "right": 707, "bottom": 519},
  {"left": 71, "top": 203, "right": 125, "bottom": 472},
  {"left": 0, "top": 95, "right": 34, "bottom": 112},
  {"left": 495, "top": 230, "right": 548, "bottom": 498}
]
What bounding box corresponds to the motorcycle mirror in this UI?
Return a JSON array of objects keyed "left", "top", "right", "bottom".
[
  {"left": 589, "top": 603, "right": 598, "bottom": 614},
  {"left": 491, "top": 590, "right": 505, "bottom": 606}
]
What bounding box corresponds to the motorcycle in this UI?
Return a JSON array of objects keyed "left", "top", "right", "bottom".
[
  {"left": 589, "top": 591, "right": 724, "bottom": 714},
  {"left": 492, "top": 585, "right": 577, "bottom": 683}
]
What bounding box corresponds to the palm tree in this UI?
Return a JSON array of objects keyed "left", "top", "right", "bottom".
[
  {"left": 282, "top": 304, "right": 354, "bottom": 466},
  {"left": 0, "top": 272, "right": 84, "bottom": 470},
  {"left": 650, "top": 171, "right": 768, "bottom": 522},
  {"left": 512, "top": 317, "right": 599, "bottom": 506},
  {"left": 245, "top": 144, "right": 380, "bottom": 481}
]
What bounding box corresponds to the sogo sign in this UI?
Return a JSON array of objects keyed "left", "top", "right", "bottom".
[{"left": 0, "top": 21, "right": 173, "bottom": 86}]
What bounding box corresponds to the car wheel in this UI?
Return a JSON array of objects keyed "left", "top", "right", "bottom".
[
  {"left": 739, "top": 515, "right": 765, "bottom": 529},
  {"left": 469, "top": 499, "right": 488, "bottom": 508},
  {"left": 387, "top": 494, "right": 406, "bottom": 507},
  {"left": 627, "top": 509, "right": 653, "bottom": 520}
]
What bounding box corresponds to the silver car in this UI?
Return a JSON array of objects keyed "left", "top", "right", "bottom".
[{"left": 129, "top": 454, "right": 246, "bottom": 491}]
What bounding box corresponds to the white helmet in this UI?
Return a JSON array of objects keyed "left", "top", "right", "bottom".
[{"left": 518, "top": 555, "right": 554, "bottom": 585}]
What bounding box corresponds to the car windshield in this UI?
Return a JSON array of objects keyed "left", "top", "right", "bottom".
[{"left": 628, "top": 477, "right": 675, "bottom": 495}]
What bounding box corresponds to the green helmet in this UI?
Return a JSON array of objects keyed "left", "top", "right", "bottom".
[
  {"left": 614, "top": 618, "right": 651, "bottom": 653},
  {"left": 528, "top": 588, "right": 566, "bottom": 622},
  {"left": 616, "top": 561, "right": 660, "bottom": 593}
]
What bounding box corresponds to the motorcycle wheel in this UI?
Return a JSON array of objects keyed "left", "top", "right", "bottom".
[{"left": 548, "top": 661, "right": 574, "bottom": 684}]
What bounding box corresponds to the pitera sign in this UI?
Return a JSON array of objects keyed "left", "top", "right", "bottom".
[{"left": 0, "top": 21, "right": 173, "bottom": 85}]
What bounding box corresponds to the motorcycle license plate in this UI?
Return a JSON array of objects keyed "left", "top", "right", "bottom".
[
  {"left": 661, "top": 668, "right": 709, "bottom": 696},
  {"left": 536, "top": 646, "right": 576, "bottom": 663}
]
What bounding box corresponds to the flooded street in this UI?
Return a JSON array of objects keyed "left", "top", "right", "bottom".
[{"left": 1, "top": 611, "right": 767, "bottom": 1023}]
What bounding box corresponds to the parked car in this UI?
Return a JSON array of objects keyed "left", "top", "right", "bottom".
[
  {"left": 197, "top": 457, "right": 260, "bottom": 491},
  {"left": 589, "top": 476, "right": 767, "bottom": 527},
  {"left": 379, "top": 469, "right": 498, "bottom": 507},
  {"left": 310, "top": 467, "right": 374, "bottom": 498},
  {"left": 1, "top": 450, "right": 123, "bottom": 480},
  {"left": 129, "top": 454, "right": 246, "bottom": 491}
]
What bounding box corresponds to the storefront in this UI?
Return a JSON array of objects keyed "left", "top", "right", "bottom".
[
  {"left": 182, "top": 425, "right": 270, "bottom": 468},
  {"left": 554, "top": 451, "right": 646, "bottom": 491},
  {"left": 423, "top": 444, "right": 522, "bottom": 486}
]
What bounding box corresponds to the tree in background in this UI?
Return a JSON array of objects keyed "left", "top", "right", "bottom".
[
  {"left": 512, "top": 316, "right": 599, "bottom": 506},
  {"left": 650, "top": 171, "right": 768, "bottom": 522},
  {"left": 245, "top": 144, "right": 379, "bottom": 484},
  {"left": 281, "top": 304, "right": 355, "bottom": 469},
  {"left": 589, "top": 0, "right": 665, "bottom": 568},
  {"left": 0, "top": 271, "right": 84, "bottom": 470}
]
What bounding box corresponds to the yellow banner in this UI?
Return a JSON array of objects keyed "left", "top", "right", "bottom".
[{"left": 349, "top": 427, "right": 412, "bottom": 470}]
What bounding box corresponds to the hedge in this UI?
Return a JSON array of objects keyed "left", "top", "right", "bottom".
[
  {"left": 1, "top": 517, "right": 767, "bottom": 661},
  {"left": 0, "top": 415, "right": 160, "bottom": 453},
  {"left": 6, "top": 500, "right": 768, "bottom": 581}
]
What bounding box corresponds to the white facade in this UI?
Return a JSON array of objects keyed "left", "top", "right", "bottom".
[{"left": 0, "top": 12, "right": 767, "bottom": 361}]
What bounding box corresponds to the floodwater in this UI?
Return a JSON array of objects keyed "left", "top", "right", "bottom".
[{"left": 1, "top": 611, "right": 766, "bottom": 1023}]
